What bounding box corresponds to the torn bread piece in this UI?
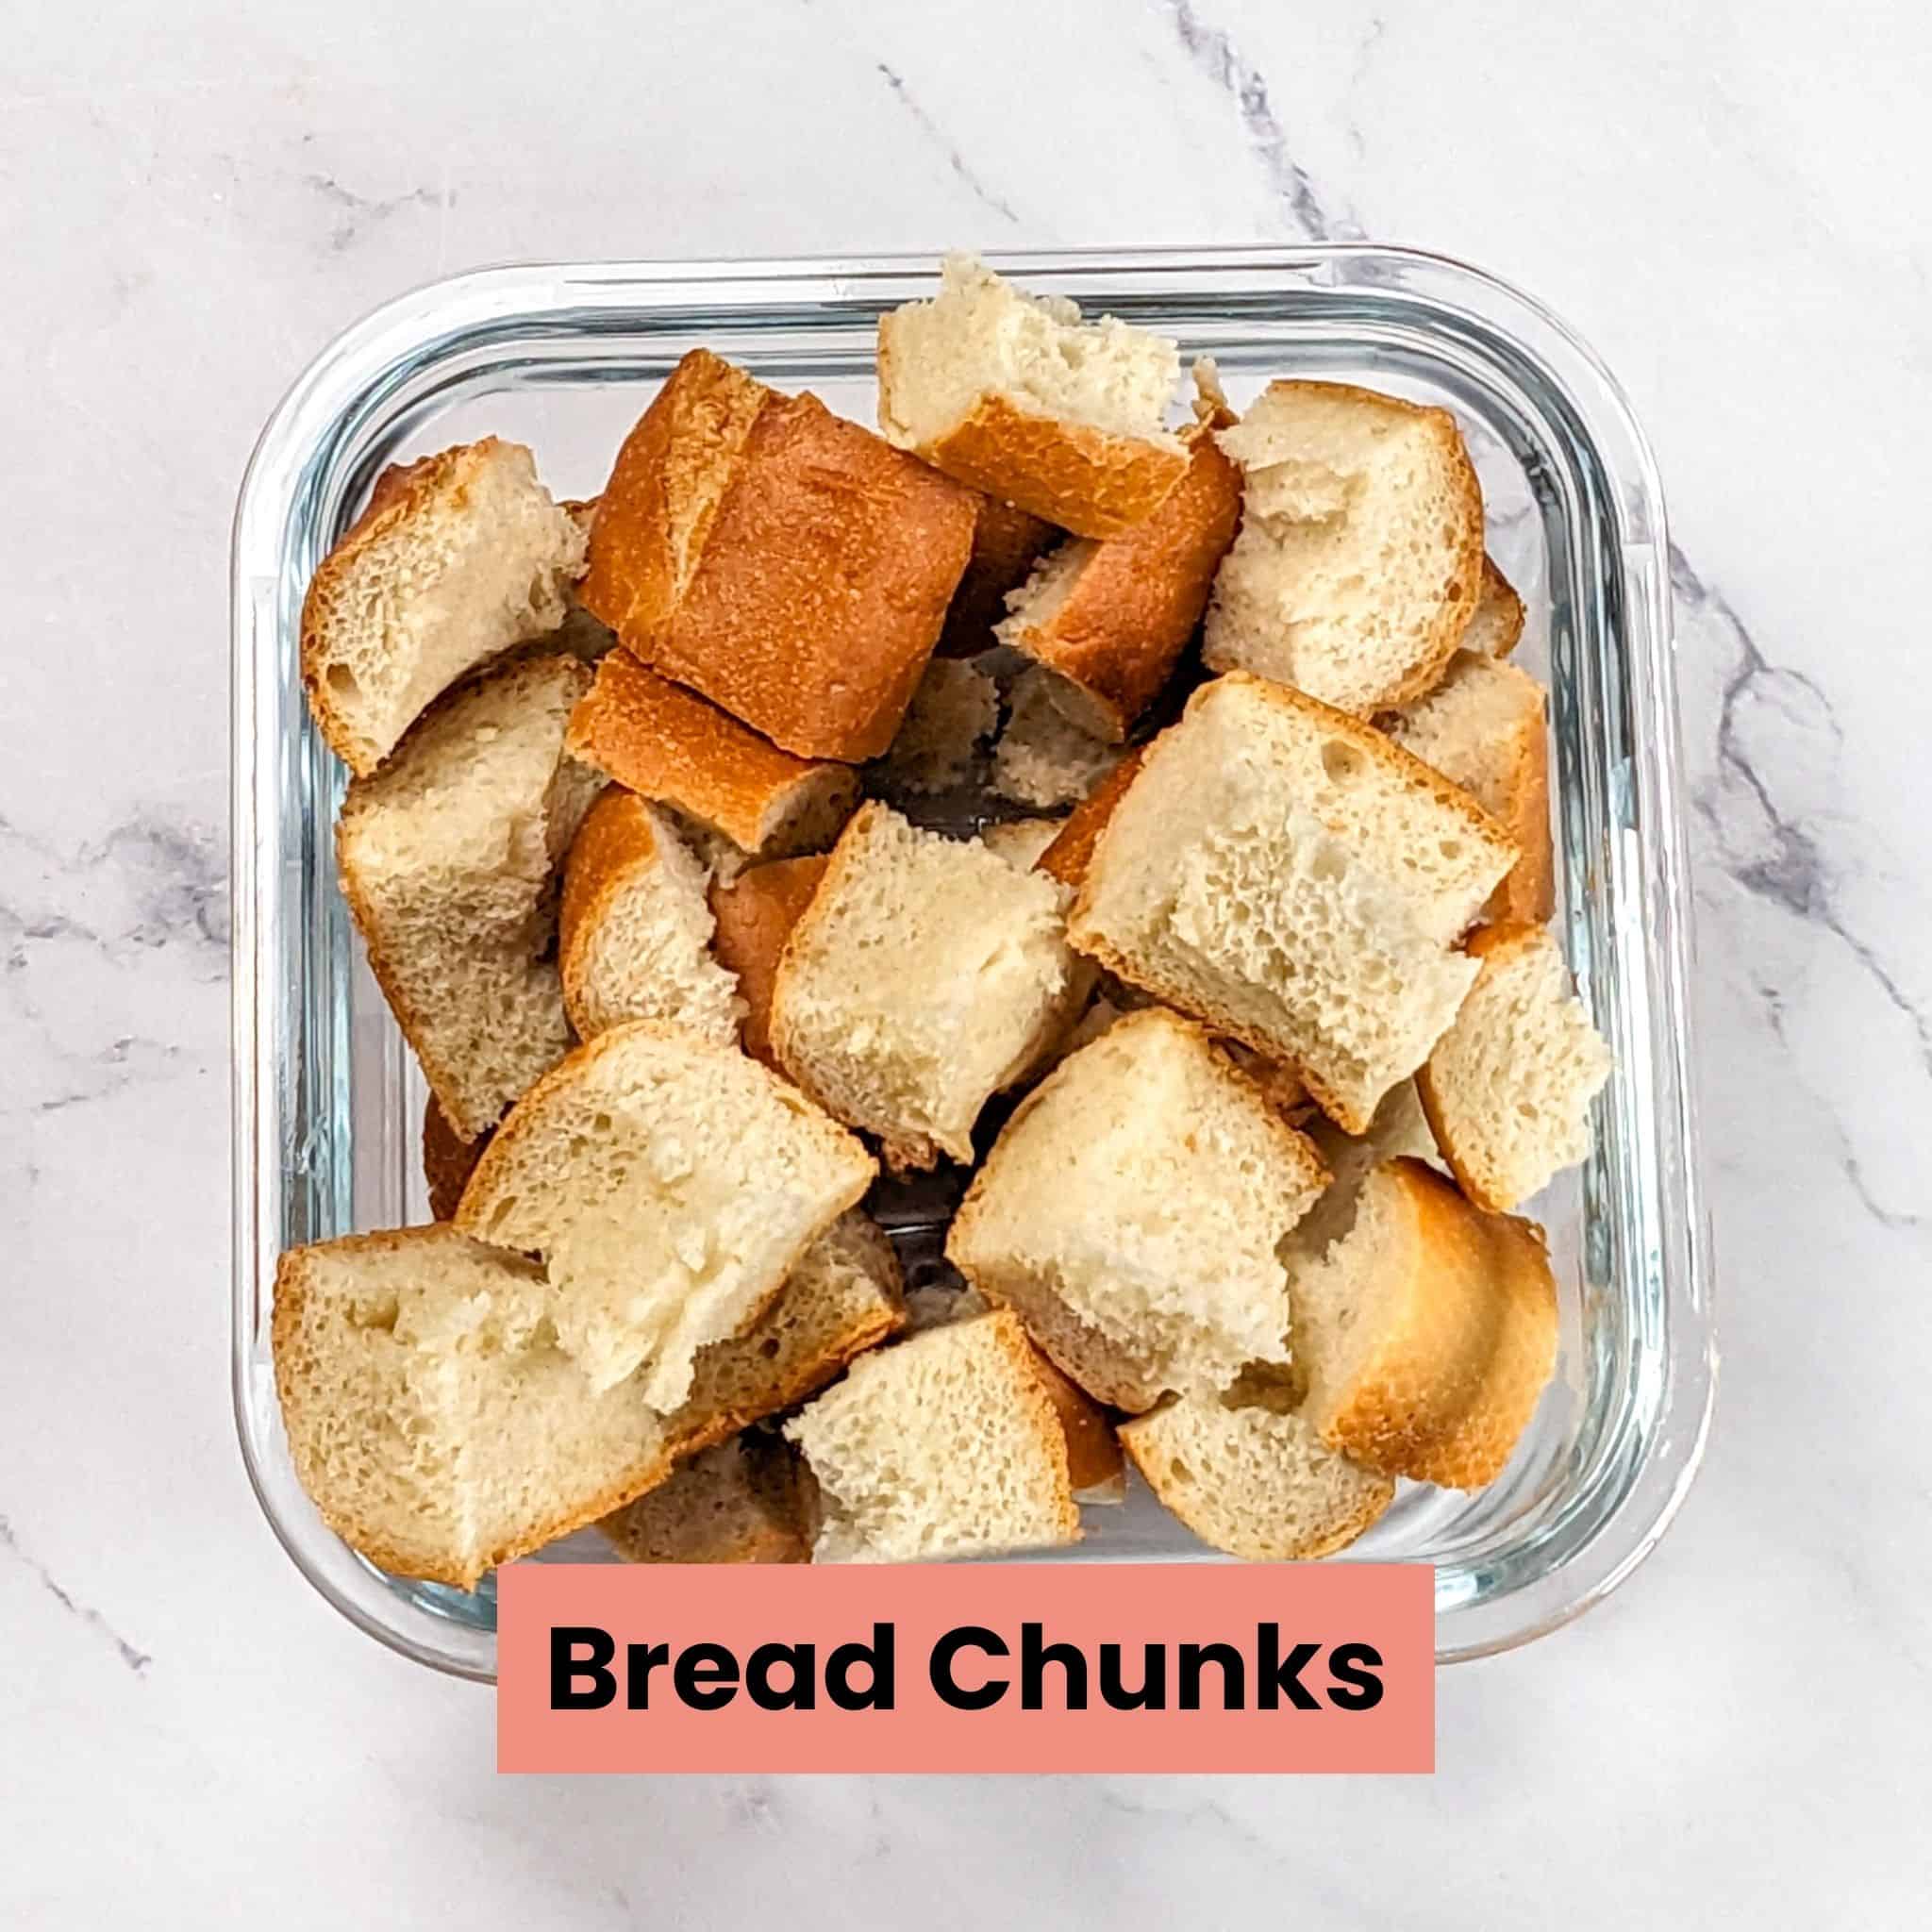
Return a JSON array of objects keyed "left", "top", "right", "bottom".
[
  {"left": 991, "top": 663, "right": 1124, "bottom": 809},
  {"left": 995, "top": 404, "right": 1241, "bottom": 741},
  {"left": 877, "top": 254, "right": 1187, "bottom": 539},
  {"left": 1291, "top": 1158, "right": 1557, "bottom": 1488},
  {"left": 600, "top": 1434, "right": 811, "bottom": 1565},
  {"left": 301, "top": 439, "right": 588, "bottom": 774},
  {"left": 1417, "top": 923, "right": 1613, "bottom": 1211},
  {"left": 948, "top": 1008, "right": 1327, "bottom": 1411},
  {"left": 1464, "top": 557, "right": 1525, "bottom": 658},
  {"left": 937, "top": 495, "right": 1060, "bottom": 657},
  {"left": 708, "top": 854, "right": 829, "bottom": 1071},
  {"left": 872, "top": 658, "right": 1001, "bottom": 797},
  {"left": 770, "top": 803, "right": 1086, "bottom": 1170},
  {"left": 558, "top": 789, "right": 743, "bottom": 1045},
  {"left": 1120, "top": 1396, "right": 1395, "bottom": 1561},
  {"left": 567, "top": 649, "right": 858, "bottom": 858},
  {"left": 1204, "top": 381, "right": 1484, "bottom": 715},
  {"left": 1383, "top": 650, "right": 1554, "bottom": 924},
  {"left": 580, "top": 349, "right": 976, "bottom": 760},
  {"left": 453, "top": 1021, "right": 874, "bottom": 1405},
  {"left": 1069, "top": 674, "right": 1518, "bottom": 1132},
  {"left": 274, "top": 1209, "right": 900, "bottom": 1590},
  {"left": 785, "top": 1308, "right": 1115, "bottom": 1561},
  {"left": 335, "top": 653, "right": 601, "bottom": 1142}
]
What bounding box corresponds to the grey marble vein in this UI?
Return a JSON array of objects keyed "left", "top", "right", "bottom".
[
  {"left": 304, "top": 172, "right": 440, "bottom": 253},
  {"left": 874, "top": 64, "right": 1020, "bottom": 225},
  {"left": 1679, "top": 544, "right": 1928, "bottom": 1226},
  {"left": 0, "top": 1514, "right": 150, "bottom": 1676},
  {"left": 1159, "top": 0, "right": 1364, "bottom": 242}
]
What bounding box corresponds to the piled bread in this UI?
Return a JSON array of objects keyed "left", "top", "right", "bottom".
[{"left": 275, "top": 256, "right": 1612, "bottom": 1589}]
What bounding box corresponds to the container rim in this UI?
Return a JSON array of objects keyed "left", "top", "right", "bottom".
[{"left": 231, "top": 243, "right": 1715, "bottom": 1679}]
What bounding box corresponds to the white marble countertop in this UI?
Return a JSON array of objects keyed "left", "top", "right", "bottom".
[{"left": 5, "top": 0, "right": 1927, "bottom": 1923}]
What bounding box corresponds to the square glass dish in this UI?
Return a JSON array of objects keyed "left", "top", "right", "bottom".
[{"left": 231, "top": 247, "right": 1715, "bottom": 1680}]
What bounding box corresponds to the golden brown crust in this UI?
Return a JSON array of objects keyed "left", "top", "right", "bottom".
[
  {"left": 1038, "top": 748, "right": 1144, "bottom": 890},
  {"left": 1315, "top": 1158, "right": 1557, "bottom": 1489},
  {"left": 589, "top": 351, "right": 977, "bottom": 761},
  {"left": 709, "top": 854, "right": 830, "bottom": 1070},
  {"left": 579, "top": 350, "right": 766, "bottom": 648},
  {"left": 936, "top": 494, "right": 1059, "bottom": 657},
  {"left": 881, "top": 357, "right": 1188, "bottom": 541},
  {"left": 566, "top": 650, "right": 857, "bottom": 853},
  {"left": 1004, "top": 419, "right": 1241, "bottom": 739},
  {"left": 301, "top": 439, "right": 508, "bottom": 775},
  {"left": 979, "top": 1310, "right": 1085, "bottom": 1542},
  {"left": 423, "top": 1097, "right": 489, "bottom": 1221},
  {"left": 1027, "top": 1347, "right": 1124, "bottom": 1496},
  {"left": 1491, "top": 709, "right": 1555, "bottom": 924}
]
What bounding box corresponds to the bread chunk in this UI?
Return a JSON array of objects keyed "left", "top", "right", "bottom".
[
  {"left": 949, "top": 1008, "right": 1328, "bottom": 1410},
  {"left": 302, "top": 440, "right": 588, "bottom": 774},
  {"left": 567, "top": 649, "right": 858, "bottom": 857},
  {"left": 877, "top": 255, "right": 1187, "bottom": 538},
  {"left": 558, "top": 790, "right": 743, "bottom": 1045},
  {"left": 1417, "top": 923, "right": 1613, "bottom": 1210},
  {"left": 1120, "top": 1396, "right": 1394, "bottom": 1560},
  {"left": 1291, "top": 1158, "right": 1557, "bottom": 1488},
  {"left": 580, "top": 350, "right": 977, "bottom": 760},
  {"left": 786, "top": 1309, "right": 1111, "bottom": 1561},
  {"left": 453, "top": 1022, "right": 874, "bottom": 1405},
  {"left": 1070, "top": 674, "right": 1517, "bottom": 1131},
  {"left": 995, "top": 409, "right": 1240, "bottom": 741},
  {"left": 1204, "top": 382, "right": 1484, "bottom": 714},
  {"left": 335, "top": 653, "right": 600, "bottom": 1141},
  {"left": 1383, "top": 651, "right": 1553, "bottom": 923},
  {"left": 273, "top": 1211, "right": 900, "bottom": 1588},
  {"left": 770, "top": 804, "right": 1086, "bottom": 1169}
]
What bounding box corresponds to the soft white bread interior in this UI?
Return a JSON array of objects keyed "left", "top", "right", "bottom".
[
  {"left": 1119, "top": 1395, "right": 1395, "bottom": 1561},
  {"left": 876, "top": 255, "right": 1186, "bottom": 539},
  {"left": 785, "top": 1308, "right": 1106, "bottom": 1561},
  {"left": 948, "top": 1008, "right": 1328, "bottom": 1411},
  {"left": 1069, "top": 674, "right": 1518, "bottom": 1132},
  {"left": 979, "top": 816, "right": 1063, "bottom": 871},
  {"left": 1290, "top": 1158, "right": 1557, "bottom": 1489},
  {"left": 335, "top": 652, "right": 601, "bottom": 1142},
  {"left": 872, "top": 657, "right": 1000, "bottom": 797},
  {"left": 991, "top": 663, "right": 1124, "bottom": 809},
  {"left": 558, "top": 789, "right": 744, "bottom": 1045},
  {"left": 1464, "top": 557, "right": 1525, "bottom": 658},
  {"left": 770, "top": 803, "right": 1085, "bottom": 1169},
  {"left": 302, "top": 440, "right": 589, "bottom": 774},
  {"left": 600, "top": 1433, "right": 811, "bottom": 1565},
  {"left": 1383, "top": 649, "right": 1553, "bottom": 923},
  {"left": 453, "top": 1021, "right": 874, "bottom": 1404},
  {"left": 275, "top": 1210, "right": 901, "bottom": 1589},
  {"left": 1290, "top": 1077, "right": 1444, "bottom": 1261},
  {"left": 1417, "top": 923, "right": 1612, "bottom": 1211},
  {"left": 1204, "top": 382, "right": 1484, "bottom": 715}
]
